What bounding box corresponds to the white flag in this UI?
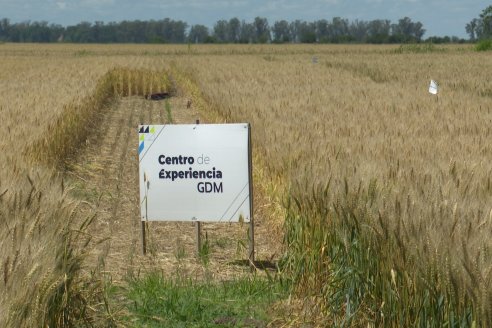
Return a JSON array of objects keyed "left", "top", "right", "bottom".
[{"left": 429, "top": 80, "right": 438, "bottom": 95}]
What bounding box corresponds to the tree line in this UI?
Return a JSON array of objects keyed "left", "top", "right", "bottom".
[
  {"left": 207, "top": 17, "right": 427, "bottom": 44},
  {"left": 0, "top": 18, "right": 188, "bottom": 43},
  {"left": 0, "top": 15, "right": 470, "bottom": 44}
]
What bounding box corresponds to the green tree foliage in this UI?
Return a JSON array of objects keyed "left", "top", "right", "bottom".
[
  {"left": 391, "top": 17, "right": 426, "bottom": 42},
  {"left": 0, "top": 19, "right": 188, "bottom": 43},
  {"left": 228, "top": 17, "right": 241, "bottom": 43},
  {"left": 188, "top": 24, "right": 209, "bottom": 44},
  {"left": 239, "top": 20, "right": 255, "bottom": 43},
  {"left": 272, "top": 20, "right": 290, "bottom": 43},
  {"left": 367, "top": 20, "right": 391, "bottom": 43},
  {"left": 480, "top": 5, "right": 492, "bottom": 38},
  {"left": 466, "top": 5, "right": 492, "bottom": 40},
  {"left": 212, "top": 20, "right": 228, "bottom": 43},
  {"left": 253, "top": 17, "right": 270, "bottom": 43}
]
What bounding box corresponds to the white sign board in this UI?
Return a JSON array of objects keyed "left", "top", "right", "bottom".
[{"left": 138, "top": 123, "right": 251, "bottom": 222}]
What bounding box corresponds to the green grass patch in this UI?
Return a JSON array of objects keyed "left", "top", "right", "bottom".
[
  {"left": 393, "top": 43, "right": 446, "bottom": 54},
  {"left": 475, "top": 39, "right": 492, "bottom": 51},
  {"left": 74, "top": 49, "right": 94, "bottom": 57},
  {"left": 126, "top": 274, "right": 289, "bottom": 327}
]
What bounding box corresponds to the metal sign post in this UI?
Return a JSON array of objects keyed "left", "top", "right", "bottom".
[
  {"left": 142, "top": 221, "right": 147, "bottom": 255},
  {"left": 247, "top": 123, "right": 255, "bottom": 267},
  {"left": 142, "top": 173, "right": 148, "bottom": 255},
  {"left": 195, "top": 119, "right": 202, "bottom": 257}
]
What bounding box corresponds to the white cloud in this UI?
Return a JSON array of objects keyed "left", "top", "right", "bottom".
[
  {"left": 156, "top": 0, "right": 249, "bottom": 9},
  {"left": 56, "top": 1, "right": 66, "bottom": 10},
  {"left": 80, "top": 0, "right": 115, "bottom": 6}
]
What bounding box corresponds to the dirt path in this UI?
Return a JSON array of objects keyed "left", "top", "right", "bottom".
[{"left": 68, "top": 93, "right": 280, "bottom": 283}]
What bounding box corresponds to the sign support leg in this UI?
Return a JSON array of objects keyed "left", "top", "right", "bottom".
[
  {"left": 247, "top": 123, "right": 255, "bottom": 269},
  {"left": 142, "top": 221, "right": 147, "bottom": 255},
  {"left": 194, "top": 119, "right": 203, "bottom": 258},
  {"left": 249, "top": 218, "right": 254, "bottom": 268},
  {"left": 196, "top": 221, "right": 202, "bottom": 256},
  {"left": 142, "top": 185, "right": 148, "bottom": 256}
]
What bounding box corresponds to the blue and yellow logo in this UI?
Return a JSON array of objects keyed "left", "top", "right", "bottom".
[{"left": 138, "top": 125, "right": 155, "bottom": 155}]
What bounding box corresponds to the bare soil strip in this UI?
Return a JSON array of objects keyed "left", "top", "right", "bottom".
[{"left": 68, "top": 93, "right": 280, "bottom": 282}]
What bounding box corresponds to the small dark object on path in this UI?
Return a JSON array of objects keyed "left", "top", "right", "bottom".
[{"left": 145, "top": 92, "right": 171, "bottom": 100}]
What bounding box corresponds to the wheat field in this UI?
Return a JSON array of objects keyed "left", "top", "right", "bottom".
[
  {"left": 175, "top": 46, "right": 492, "bottom": 325},
  {"left": 0, "top": 43, "right": 491, "bottom": 326}
]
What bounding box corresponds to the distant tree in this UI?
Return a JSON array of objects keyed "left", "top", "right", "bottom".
[
  {"left": 91, "top": 21, "right": 114, "bottom": 42},
  {"left": 0, "top": 18, "right": 9, "bottom": 40},
  {"left": 70, "top": 22, "right": 93, "bottom": 42},
  {"left": 451, "top": 36, "right": 464, "bottom": 43},
  {"left": 228, "top": 18, "right": 241, "bottom": 43},
  {"left": 253, "top": 17, "right": 270, "bottom": 43},
  {"left": 465, "top": 6, "right": 492, "bottom": 41},
  {"left": 272, "top": 20, "right": 290, "bottom": 43},
  {"left": 367, "top": 19, "right": 391, "bottom": 43},
  {"left": 298, "top": 21, "right": 316, "bottom": 43},
  {"left": 163, "top": 19, "right": 187, "bottom": 43},
  {"left": 330, "top": 17, "right": 351, "bottom": 42},
  {"left": 466, "top": 18, "right": 481, "bottom": 40},
  {"left": 239, "top": 20, "right": 255, "bottom": 43},
  {"left": 213, "top": 20, "right": 229, "bottom": 42},
  {"left": 188, "top": 24, "right": 209, "bottom": 43},
  {"left": 480, "top": 5, "right": 492, "bottom": 38},
  {"left": 350, "top": 20, "right": 369, "bottom": 42},
  {"left": 289, "top": 20, "right": 302, "bottom": 43},
  {"left": 391, "top": 17, "right": 425, "bottom": 42},
  {"left": 315, "top": 19, "right": 330, "bottom": 43}
]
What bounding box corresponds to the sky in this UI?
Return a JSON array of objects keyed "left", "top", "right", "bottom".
[{"left": 0, "top": 0, "right": 489, "bottom": 38}]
